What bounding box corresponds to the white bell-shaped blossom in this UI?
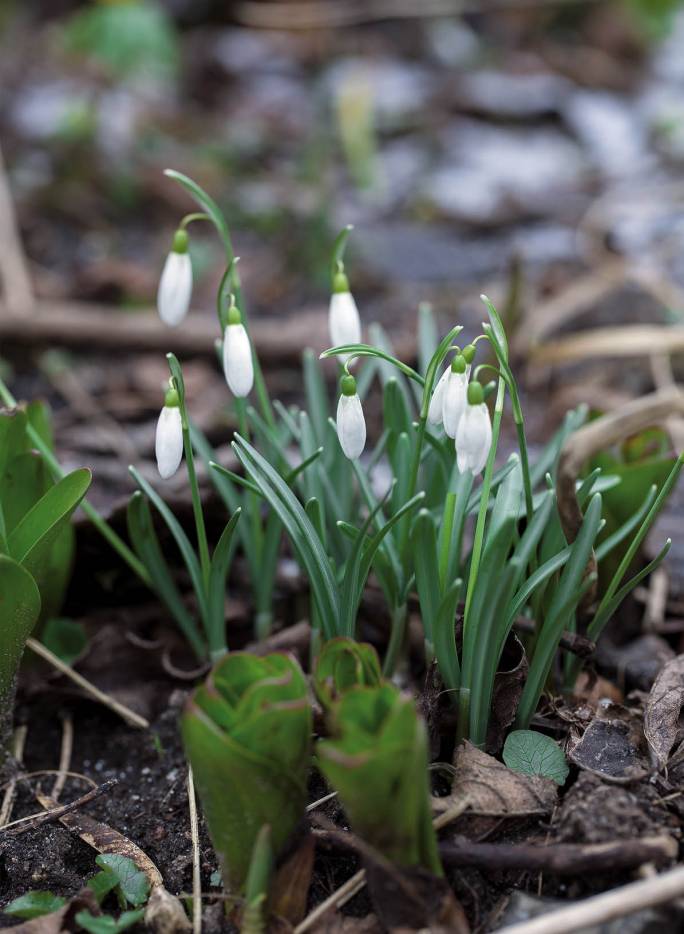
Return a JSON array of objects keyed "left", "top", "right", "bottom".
[
  {"left": 442, "top": 355, "right": 469, "bottom": 439},
  {"left": 155, "top": 398, "right": 184, "bottom": 479},
  {"left": 157, "top": 230, "right": 192, "bottom": 327},
  {"left": 222, "top": 306, "right": 254, "bottom": 398},
  {"left": 427, "top": 367, "right": 450, "bottom": 425},
  {"left": 456, "top": 383, "right": 492, "bottom": 476},
  {"left": 329, "top": 268, "right": 361, "bottom": 360},
  {"left": 336, "top": 375, "right": 366, "bottom": 460}
]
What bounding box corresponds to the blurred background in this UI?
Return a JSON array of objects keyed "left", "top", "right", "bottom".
[{"left": 1, "top": 0, "right": 684, "bottom": 522}]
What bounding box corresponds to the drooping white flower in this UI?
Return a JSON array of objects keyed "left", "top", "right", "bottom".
[
  {"left": 222, "top": 305, "right": 254, "bottom": 398},
  {"left": 155, "top": 393, "right": 184, "bottom": 479},
  {"left": 157, "top": 229, "right": 192, "bottom": 327},
  {"left": 427, "top": 367, "right": 450, "bottom": 425},
  {"left": 336, "top": 374, "right": 366, "bottom": 460},
  {"left": 329, "top": 268, "right": 361, "bottom": 360},
  {"left": 456, "top": 382, "right": 492, "bottom": 476},
  {"left": 442, "top": 354, "right": 469, "bottom": 439}
]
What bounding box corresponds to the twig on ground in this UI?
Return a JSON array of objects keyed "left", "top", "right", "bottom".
[
  {"left": 0, "top": 725, "right": 28, "bottom": 826},
  {"left": 0, "top": 779, "right": 117, "bottom": 837},
  {"left": 514, "top": 619, "right": 595, "bottom": 659},
  {"left": 440, "top": 835, "right": 677, "bottom": 874},
  {"left": 0, "top": 142, "right": 34, "bottom": 317},
  {"left": 187, "top": 767, "right": 202, "bottom": 934},
  {"left": 26, "top": 637, "right": 150, "bottom": 730},
  {"left": 500, "top": 863, "right": 684, "bottom": 933},
  {"left": 52, "top": 713, "right": 74, "bottom": 803}
]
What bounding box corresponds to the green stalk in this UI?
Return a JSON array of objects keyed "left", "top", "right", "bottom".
[
  {"left": 438, "top": 492, "right": 456, "bottom": 590},
  {"left": 0, "top": 376, "right": 151, "bottom": 587},
  {"left": 382, "top": 603, "right": 408, "bottom": 677},
  {"left": 165, "top": 169, "right": 275, "bottom": 429},
  {"left": 181, "top": 420, "right": 211, "bottom": 593},
  {"left": 463, "top": 378, "right": 506, "bottom": 623}
]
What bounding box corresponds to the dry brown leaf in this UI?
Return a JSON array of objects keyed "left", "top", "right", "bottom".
[
  {"left": 271, "top": 834, "right": 316, "bottom": 925},
  {"left": 568, "top": 713, "right": 649, "bottom": 784},
  {"left": 644, "top": 655, "right": 684, "bottom": 771},
  {"left": 448, "top": 742, "right": 557, "bottom": 816}
]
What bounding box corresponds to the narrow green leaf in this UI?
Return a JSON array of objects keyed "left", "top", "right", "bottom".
[
  {"left": 207, "top": 510, "right": 241, "bottom": 658},
  {"left": 126, "top": 492, "right": 206, "bottom": 661}
]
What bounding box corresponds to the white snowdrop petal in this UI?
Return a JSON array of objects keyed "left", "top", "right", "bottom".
[
  {"left": 157, "top": 252, "right": 192, "bottom": 327},
  {"left": 329, "top": 291, "right": 361, "bottom": 359},
  {"left": 427, "top": 368, "right": 449, "bottom": 426},
  {"left": 336, "top": 393, "right": 366, "bottom": 460},
  {"left": 155, "top": 406, "right": 184, "bottom": 479},
  {"left": 456, "top": 403, "right": 492, "bottom": 475},
  {"left": 442, "top": 370, "right": 468, "bottom": 439},
  {"left": 223, "top": 323, "right": 254, "bottom": 397}
]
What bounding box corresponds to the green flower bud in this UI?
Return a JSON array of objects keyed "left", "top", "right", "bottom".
[
  {"left": 340, "top": 374, "right": 357, "bottom": 396},
  {"left": 467, "top": 381, "right": 484, "bottom": 406},
  {"left": 172, "top": 228, "right": 189, "bottom": 254},
  {"left": 462, "top": 344, "right": 476, "bottom": 365},
  {"left": 450, "top": 354, "right": 467, "bottom": 374},
  {"left": 333, "top": 268, "right": 350, "bottom": 294}
]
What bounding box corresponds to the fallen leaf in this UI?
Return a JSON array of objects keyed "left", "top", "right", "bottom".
[
  {"left": 644, "top": 655, "right": 684, "bottom": 771},
  {"left": 568, "top": 715, "right": 648, "bottom": 783},
  {"left": 445, "top": 742, "right": 557, "bottom": 816}
]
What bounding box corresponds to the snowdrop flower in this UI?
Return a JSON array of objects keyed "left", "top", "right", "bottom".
[
  {"left": 157, "top": 229, "right": 192, "bottom": 327},
  {"left": 329, "top": 266, "right": 361, "bottom": 360},
  {"left": 427, "top": 366, "right": 450, "bottom": 426},
  {"left": 442, "top": 354, "right": 469, "bottom": 439},
  {"left": 155, "top": 387, "right": 184, "bottom": 479},
  {"left": 336, "top": 374, "right": 366, "bottom": 460},
  {"left": 456, "top": 382, "right": 492, "bottom": 476},
  {"left": 222, "top": 301, "right": 254, "bottom": 398}
]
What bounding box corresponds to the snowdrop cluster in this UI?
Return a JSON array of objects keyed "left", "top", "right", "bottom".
[{"left": 427, "top": 343, "right": 491, "bottom": 475}]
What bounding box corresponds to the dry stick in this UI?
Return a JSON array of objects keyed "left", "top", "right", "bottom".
[
  {"left": 51, "top": 714, "right": 74, "bottom": 803},
  {"left": 556, "top": 387, "right": 684, "bottom": 609},
  {"left": 531, "top": 325, "right": 684, "bottom": 366},
  {"left": 187, "top": 767, "right": 202, "bottom": 934},
  {"left": 0, "top": 725, "right": 28, "bottom": 827},
  {"left": 0, "top": 142, "right": 34, "bottom": 317},
  {"left": 234, "top": 0, "right": 601, "bottom": 29},
  {"left": 500, "top": 863, "right": 684, "bottom": 934},
  {"left": 295, "top": 797, "right": 470, "bottom": 932},
  {"left": 439, "top": 835, "right": 677, "bottom": 875},
  {"left": 0, "top": 779, "right": 116, "bottom": 837},
  {"left": 27, "top": 638, "right": 149, "bottom": 730}
]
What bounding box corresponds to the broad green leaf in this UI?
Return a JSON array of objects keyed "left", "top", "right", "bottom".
[
  {"left": 4, "top": 891, "right": 66, "bottom": 919},
  {"left": 87, "top": 870, "right": 120, "bottom": 905},
  {"left": 75, "top": 909, "right": 145, "bottom": 934},
  {"left": 0, "top": 554, "right": 42, "bottom": 711},
  {"left": 503, "top": 730, "right": 569, "bottom": 785},
  {"left": 182, "top": 653, "right": 311, "bottom": 893},
  {"left": 95, "top": 854, "right": 150, "bottom": 908},
  {"left": 7, "top": 468, "right": 91, "bottom": 579},
  {"left": 42, "top": 618, "right": 87, "bottom": 666},
  {"left": 314, "top": 638, "right": 383, "bottom": 710},
  {"left": 317, "top": 685, "right": 442, "bottom": 875}
]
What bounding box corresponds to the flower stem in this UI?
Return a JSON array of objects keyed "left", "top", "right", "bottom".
[{"left": 181, "top": 422, "right": 211, "bottom": 594}]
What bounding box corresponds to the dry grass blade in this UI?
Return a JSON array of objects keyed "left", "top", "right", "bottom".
[
  {"left": 531, "top": 325, "right": 684, "bottom": 365},
  {"left": 0, "top": 725, "right": 28, "bottom": 826},
  {"left": 51, "top": 714, "right": 74, "bottom": 803},
  {"left": 26, "top": 638, "right": 149, "bottom": 730},
  {"left": 0, "top": 142, "right": 34, "bottom": 317},
  {"left": 499, "top": 863, "right": 684, "bottom": 933},
  {"left": 187, "top": 767, "right": 202, "bottom": 934}
]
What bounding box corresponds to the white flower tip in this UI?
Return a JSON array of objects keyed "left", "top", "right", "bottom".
[
  {"left": 223, "top": 323, "right": 254, "bottom": 397},
  {"left": 155, "top": 406, "right": 183, "bottom": 479},
  {"left": 336, "top": 392, "right": 366, "bottom": 460}
]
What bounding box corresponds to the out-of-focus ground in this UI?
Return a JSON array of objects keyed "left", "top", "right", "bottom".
[{"left": 1, "top": 0, "right": 684, "bottom": 575}]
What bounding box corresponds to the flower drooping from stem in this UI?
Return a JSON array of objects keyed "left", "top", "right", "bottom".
[
  {"left": 157, "top": 229, "right": 192, "bottom": 327},
  {"left": 336, "top": 373, "right": 366, "bottom": 460},
  {"left": 222, "top": 298, "right": 254, "bottom": 398},
  {"left": 442, "top": 353, "right": 469, "bottom": 439},
  {"left": 329, "top": 264, "right": 361, "bottom": 361},
  {"left": 155, "top": 385, "right": 183, "bottom": 479},
  {"left": 456, "top": 380, "right": 492, "bottom": 475}
]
